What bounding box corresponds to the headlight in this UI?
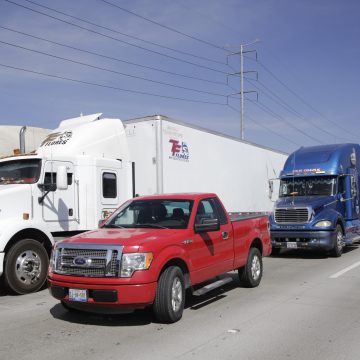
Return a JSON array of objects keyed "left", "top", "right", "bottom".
[
  {"left": 48, "top": 245, "right": 57, "bottom": 274},
  {"left": 314, "top": 220, "right": 332, "bottom": 228},
  {"left": 121, "top": 252, "right": 153, "bottom": 277}
]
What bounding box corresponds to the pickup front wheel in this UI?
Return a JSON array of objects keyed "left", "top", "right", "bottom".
[
  {"left": 153, "top": 266, "right": 185, "bottom": 323},
  {"left": 238, "top": 247, "right": 263, "bottom": 288}
]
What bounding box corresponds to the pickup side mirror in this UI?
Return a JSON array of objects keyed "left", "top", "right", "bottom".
[
  {"left": 56, "top": 166, "right": 68, "bottom": 190},
  {"left": 194, "top": 218, "right": 220, "bottom": 233}
]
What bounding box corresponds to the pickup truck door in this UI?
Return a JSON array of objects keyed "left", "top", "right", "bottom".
[{"left": 189, "top": 198, "right": 234, "bottom": 284}]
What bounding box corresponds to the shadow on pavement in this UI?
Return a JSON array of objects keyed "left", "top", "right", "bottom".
[
  {"left": 49, "top": 272, "right": 244, "bottom": 325},
  {"left": 270, "top": 243, "right": 360, "bottom": 260}
]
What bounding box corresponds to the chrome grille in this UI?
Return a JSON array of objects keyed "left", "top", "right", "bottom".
[
  {"left": 54, "top": 244, "right": 123, "bottom": 277},
  {"left": 274, "top": 208, "right": 310, "bottom": 224}
]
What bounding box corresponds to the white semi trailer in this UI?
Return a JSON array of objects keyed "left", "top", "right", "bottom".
[{"left": 0, "top": 113, "right": 287, "bottom": 294}]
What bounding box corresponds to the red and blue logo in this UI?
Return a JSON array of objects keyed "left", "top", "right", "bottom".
[{"left": 169, "top": 139, "right": 189, "bottom": 162}]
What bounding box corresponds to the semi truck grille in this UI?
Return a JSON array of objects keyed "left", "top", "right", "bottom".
[
  {"left": 274, "top": 208, "right": 310, "bottom": 224},
  {"left": 54, "top": 244, "right": 123, "bottom": 277}
]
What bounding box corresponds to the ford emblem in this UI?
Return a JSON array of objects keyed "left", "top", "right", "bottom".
[{"left": 73, "top": 256, "right": 92, "bottom": 267}]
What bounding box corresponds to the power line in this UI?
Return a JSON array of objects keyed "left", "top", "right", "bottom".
[
  {"left": 3, "top": 0, "right": 228, "bottom": 75},
  {"left": 22, "top": 0, "right": 225, "bottom": 66},
  {"left": 256, "top": 59, "right": 360, "bottom": 139},
  {"left": 245, "top": 78, "right": 350, "bottom": 142},
  {"left": 100, "top": 0, "right": 229, "bottom": 53},
  {"left": 0, "top": 62, "right": 227, "bottom": 105},
  {"left": 0, "top": 39, "right": 227, "bottom": 97},
  {"left": 227, "top": 104, "right": 301, "bottom": 147},
  {"left": 0, "top": 25, "right": 226, "bottom": 86},
  {"left": 247, "top": 98, "right": 324, "bottom": 144}
]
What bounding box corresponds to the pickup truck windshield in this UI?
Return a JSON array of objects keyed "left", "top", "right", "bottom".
[
  {"left": 0, "top": 159, "right": 41, "bottom": 185},
  {"left": 280, "top": 176, "right": 336, "bottom": 197},
  {"left": 103, "top": 199, "right": 194, "bottom": 229}
]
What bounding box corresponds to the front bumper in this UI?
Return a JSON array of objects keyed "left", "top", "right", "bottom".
[
  {"left": 271, "top": 230, "right": 337, "bottom": 251},
  {"left": 48, "top": 277, "right": 157, "bottom": 311}
]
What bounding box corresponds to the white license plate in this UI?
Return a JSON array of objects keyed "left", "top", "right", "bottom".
[
  {"left": 287, "top": 242, "right": 297, "bottom": 249},
  {"left": 69, "top": 288, "right": 88, "bottom": 302}
]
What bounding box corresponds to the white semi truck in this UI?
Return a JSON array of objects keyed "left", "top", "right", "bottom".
[{"left": 0, "top": 113, "right": 287, "bottom": 294}]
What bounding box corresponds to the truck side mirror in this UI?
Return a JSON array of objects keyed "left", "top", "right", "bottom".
[
  {"left": 194, "top": 218, "right": 220, "bottom": 233},
  {"left": 268, "top": 180, "right": 274, "bottom": 200},
  {"left": 56, "top": 166, "right": 68, "bottom": 190}
]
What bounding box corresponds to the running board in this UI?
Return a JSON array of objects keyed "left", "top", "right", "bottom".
[{"left": 192, "top": 277, "right": 233, "bottom": 296}]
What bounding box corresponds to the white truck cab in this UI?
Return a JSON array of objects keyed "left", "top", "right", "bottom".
[{"left": 0, "top": 114, "right": 133, "bottom": 294}]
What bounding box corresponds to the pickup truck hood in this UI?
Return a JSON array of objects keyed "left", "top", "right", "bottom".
[
  {"left": 62, "top": 228, "right": 185, "bottom": 247},
  {"left": 276, "top": 195, "right": 336, "bottom": 211}
]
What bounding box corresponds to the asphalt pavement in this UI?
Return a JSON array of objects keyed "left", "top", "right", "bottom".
[{"left": 1, "top": 246, "right": 360, "bottom": 360}]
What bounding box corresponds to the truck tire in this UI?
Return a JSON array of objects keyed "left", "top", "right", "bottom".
[
  {"left": 330, "top": 225, "right": 344, "bottom": 257},
  {"left": 4, "top": 239, "right": 49, "bottom": 294},
  {"left": 153, "top": 266, "right": 185, "bottom": 323},
  {"left": 238, "top": 247, "right": 263, "bottom": 288}
]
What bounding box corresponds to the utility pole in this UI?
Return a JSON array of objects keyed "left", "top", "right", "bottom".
[
  {"left": 240, "top": 44, "right": 245, "bottom": 140},
  {"left": 226, "top": 40, "right": 259, "bottom": 140}
]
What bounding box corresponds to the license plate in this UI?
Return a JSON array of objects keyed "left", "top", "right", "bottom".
[
  {"left": 69, "top": 288, "right": 88, "bottom": 302},
  {"left": 287, "top": 242, "right": 297, "bottom": 249}
]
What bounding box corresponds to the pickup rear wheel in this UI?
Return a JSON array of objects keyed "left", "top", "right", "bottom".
[
  {"left": 238, "top": 247, "right": 263, "bottom": 288},
  {"left": 153, "top": 266, "right": 185, "bottom": 323},
  {"left": 4, "top": 239, "right": 49, "bottom": 294},
  {"left": 330, "top": 225, "right": 344, "bottom": 257}
]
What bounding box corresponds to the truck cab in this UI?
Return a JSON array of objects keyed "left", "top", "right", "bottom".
[
  {"left": 270, "top": 144, "right": 360, "bottom": 256},
  {"left": 0, "top": 114, "right": 133, "bottom": 294}
]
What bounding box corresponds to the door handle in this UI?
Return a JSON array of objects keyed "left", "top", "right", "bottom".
[{"left": 222, "top": 231, "right": 229, "bottom": 240}]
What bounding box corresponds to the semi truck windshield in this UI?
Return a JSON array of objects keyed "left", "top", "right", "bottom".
[
  {"left": 280, "top": 176, "right": 336, "bottom": 197},
  {"left": 0, "top": 159, "right": 42, "bottom": 184}
]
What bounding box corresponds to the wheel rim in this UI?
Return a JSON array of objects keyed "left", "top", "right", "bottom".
[
  {"left": 336, "top": 230, "right": 343, "bottom": 251},
  {"left": 171, "top": 277, "right": 183, "bottom": 312},
  {"left": 15, "top": 250, "right": 42, "bottom": 285},
  {"left": 251, "top": 255, "right": 261, "bottom": 281}
]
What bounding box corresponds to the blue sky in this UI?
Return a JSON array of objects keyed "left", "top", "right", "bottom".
[{"left": 0, "top": 0, "right": 359, "bottom": 153}]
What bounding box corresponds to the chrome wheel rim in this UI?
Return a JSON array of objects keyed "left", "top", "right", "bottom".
[
  {"left": 171, "top": 277, "right": 183, "bottom": 312},
  {"left": 251, "top": 255, "right": 261, "bottom": 281},
  {"left": 15, "top": 250, "right": 42, "bottom": 285},
  {"left": 337, "top": 230, "right": 343, "bottom": 251}
]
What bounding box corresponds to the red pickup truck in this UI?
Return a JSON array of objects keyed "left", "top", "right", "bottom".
[{"left": 48, "top": 193, "right": 271, "bottom": 323}]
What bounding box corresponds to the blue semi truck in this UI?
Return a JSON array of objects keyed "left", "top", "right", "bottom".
[{"left": 270, "top": 143, "right": 360, "bottom": 257}]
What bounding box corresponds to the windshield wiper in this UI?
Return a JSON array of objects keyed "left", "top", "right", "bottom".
[
  {"left": 102, "top": 224, "right": 125, "bottom": 229},
  {"left": 135, "top": 223, "right": 168, "bottom": 229}
]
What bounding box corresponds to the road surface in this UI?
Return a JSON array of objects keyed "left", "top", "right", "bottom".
[{"left": 1, "top": 247, "right": 360, "bottom": 360}]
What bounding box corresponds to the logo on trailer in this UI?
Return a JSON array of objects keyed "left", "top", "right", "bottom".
[
  {"left": 40, "top": 131, "right": 73, "bottom": 147},
  {"left": 169, "top": 139, "right": 189, "bottom": 162}
]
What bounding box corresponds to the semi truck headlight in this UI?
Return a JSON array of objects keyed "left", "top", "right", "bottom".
[
  {"left": 314, "top": 220, "right": 332, "bottom": 228},
  {"left": 120, "top": 252, "right": 153, "bottom": 277}
]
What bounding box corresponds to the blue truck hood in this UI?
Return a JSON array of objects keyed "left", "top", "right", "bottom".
[{"left": 276, "top": 195, "right": 336, "bottom": 211}]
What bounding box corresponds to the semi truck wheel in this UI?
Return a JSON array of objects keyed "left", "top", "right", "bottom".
[
  {"left": 330, "top": 225, "right": 344, "bottom": 258},
  {"left": 153, "top": 266, "right": 185, "bottom": 323},
  {"left": 238, "top": 247, "right": 263, "bottom": 288},
  {"left": 4, "top": 239, "right": 49, "bottom": 294}
]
